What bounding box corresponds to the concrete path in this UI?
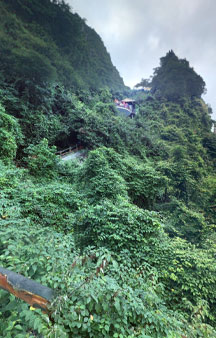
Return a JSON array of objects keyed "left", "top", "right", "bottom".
[{"left": 61, "top": 150, "right": 86, "bottom": 161}]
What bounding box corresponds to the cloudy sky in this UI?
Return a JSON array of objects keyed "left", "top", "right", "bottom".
[{"left": 69, "top": 0, "right": 216, "bottom": 119}]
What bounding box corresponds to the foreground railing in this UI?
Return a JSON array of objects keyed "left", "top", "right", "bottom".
[
  {"left": 0, "top": 267, "right": 54, "bottom": 312},
  {"left": 0, "top": 257, "right": 107, "bottom": 313}
]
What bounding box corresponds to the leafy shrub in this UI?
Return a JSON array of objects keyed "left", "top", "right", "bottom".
[
  {"left": 159, "top": 238, "right": 216, "bottom": 330},
  {"left": 78, "top": 148, "right": 128, "bottom": 202},
  {"left": 73, "top": 198, "right": 164, "bottom": 260},
  {"left": 78, "top": 147, "right": 165, "bottom": 208},
  {"left": 163, "top": 199, "right": 207, "bottom": 243},
  {"left": 0, "top": 222, "right": 76, "bottom": 337},
  {"left": 25, "top": 138, "right": 59, "bottom": 177},
  {"left": 17, "top": 181, "right": 83, "bottom": 231},
  {"left": 0, "top": 103, "right": 23, "bottom": 162},
  {"left": 0, "top": 223, "right": 190, "bottom": 337},
  {"left": 50, "top": 251, "right": 188, "bottom": 338}
]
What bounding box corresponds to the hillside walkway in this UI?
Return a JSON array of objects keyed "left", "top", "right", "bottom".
[
  {"left": 61, "top": 150, "right": 85, "bottom": 161},
  {"left": 56, "top": 145, "right": 86, "bottom": 161}
]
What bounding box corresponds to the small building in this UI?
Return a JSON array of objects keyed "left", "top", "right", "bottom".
[{"left": 115, "top": 98, "right": 136, "bottom": 118}]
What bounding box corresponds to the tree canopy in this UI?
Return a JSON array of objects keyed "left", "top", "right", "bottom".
[{"left": 150, "top": 50, "right": 206, "bottom": 99}]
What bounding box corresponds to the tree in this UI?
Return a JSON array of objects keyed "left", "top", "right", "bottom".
[
  {"left": 150, "top": 50, "right": 206, "bottom": 100},
  {"left": 135, "top": 78, "right": 151, "bottom": 88}
]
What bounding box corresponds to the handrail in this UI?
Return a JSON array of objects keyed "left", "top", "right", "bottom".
[
  {"left": 0, "top": 266, "right": 54, "bottom": 312},
  {"left": 116, "top": 106, "right": 136, "bottom": 116},
  {"left": 0, "top": 256, "right": 108, "bottom": 313},
  {"left": 56, "top": 145, "right": 84, "bottom": 157},
  {"left": 117, "top": 106, "right": 131, "bottom": 113},
  {"left": 56, "top": 145, "right": 78, "bottom": 156}
]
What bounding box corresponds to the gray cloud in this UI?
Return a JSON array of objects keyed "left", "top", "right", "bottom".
[{"left": 69, "top": 0, "right": 216, "bottom": 119}]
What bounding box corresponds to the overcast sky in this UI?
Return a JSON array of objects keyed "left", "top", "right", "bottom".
[{"left": 69, "top": 0, "right": 216, "bottom": 119}]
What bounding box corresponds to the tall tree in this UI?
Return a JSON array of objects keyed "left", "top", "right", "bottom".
[{"left": 150, "top": 50, "right": 206, "bottom": 100}]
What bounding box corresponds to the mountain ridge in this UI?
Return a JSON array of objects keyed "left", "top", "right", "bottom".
[{"left": 0, "top": 0, "right": 125, "bottom": 90}]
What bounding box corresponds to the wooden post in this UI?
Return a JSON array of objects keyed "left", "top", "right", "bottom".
[{"left": 0, "top": 267, "right": 54, "bottom": 312}]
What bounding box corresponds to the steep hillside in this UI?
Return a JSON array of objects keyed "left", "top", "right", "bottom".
[
  {"left": 1, "top": 86, "right": 216, "bottom": 336},
  {"left": 0, "top": 0, "right": 125, "bottom": 90},
  {"left": 0, "top": 2, "right": 216, "bottom": 335}
]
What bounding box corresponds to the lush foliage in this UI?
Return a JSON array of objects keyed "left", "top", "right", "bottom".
[
  {"left": 24, "top": 138, "right": 59, "bottom": 177},
  {"left": 0, "top": 103, "right": 23, "bottom": 162},
  {"left": 0, "top": 2, "right": 216, "bottom": 336},
  {"left": 0, "top": 0, "right": 125, "bottom": 91},
  {"left": 140, "top": 50, "right": 206, "bottom": 100}
]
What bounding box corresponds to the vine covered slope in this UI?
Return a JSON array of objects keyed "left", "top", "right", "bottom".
[{"left": 0, "top": 1, "right": 216, "bottom": 337}]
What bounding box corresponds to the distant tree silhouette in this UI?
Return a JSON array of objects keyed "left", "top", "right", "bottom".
[
  {"left": 135, "top": 78, "right": 151, "bottom": 88},
  {"left": 150, "top": 50, "right": 206, "bottom": 100}
]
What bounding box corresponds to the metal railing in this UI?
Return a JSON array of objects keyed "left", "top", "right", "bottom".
[{"left": 0, "top": 266, "right": 54, "bottom": 312}]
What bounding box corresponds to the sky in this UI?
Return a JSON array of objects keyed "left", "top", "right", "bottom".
[{"left": 69, "top": 0, "right": 216, "bottom": 119}]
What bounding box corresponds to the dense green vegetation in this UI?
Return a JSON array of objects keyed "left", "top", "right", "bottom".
[
  {"left": 0, "top": 0, "right": 125, "bottom": 90},
  {"left": 136, "top": 50, "right": 206, "bottom": 100},
  {"left": 0, "top": 0, "right": 216, "bottom": 337}
]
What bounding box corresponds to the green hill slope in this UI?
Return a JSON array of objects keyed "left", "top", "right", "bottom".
[
  {"left": 0, "top": 0, "right": 125, "bottom": 90},
  {"left": 0, "top": 2, "right": 216, "bottom": 334}
]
